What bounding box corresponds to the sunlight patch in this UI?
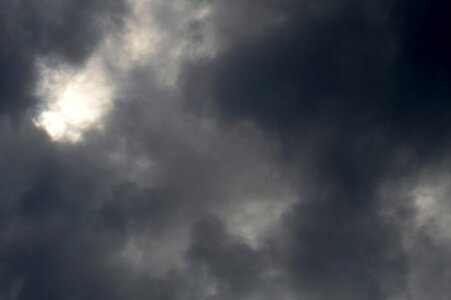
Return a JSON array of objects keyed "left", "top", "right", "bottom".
[{"left": 33, "top": 58, "right": 114, "bottom": 142}]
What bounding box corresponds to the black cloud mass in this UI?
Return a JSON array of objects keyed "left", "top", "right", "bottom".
[{"left": 1, "top": 0, "right": 451, "bottom": 299}]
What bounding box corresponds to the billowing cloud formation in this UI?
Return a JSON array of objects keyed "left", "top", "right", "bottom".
[{"left": 1, "top": 0, "right": 451, "bottom": 299}]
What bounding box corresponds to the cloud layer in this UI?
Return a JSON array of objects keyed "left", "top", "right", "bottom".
[{"left": 1, "top": 0, "right": 451, "bottom": 299}]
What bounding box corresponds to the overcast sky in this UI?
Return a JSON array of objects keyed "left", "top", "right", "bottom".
[{"left": 1, "top": 0, "right": 451, "bottom": 299}]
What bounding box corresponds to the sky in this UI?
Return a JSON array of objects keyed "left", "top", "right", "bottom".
[{"left": 1, "top": 0, "right": 451, "bottom": 299}]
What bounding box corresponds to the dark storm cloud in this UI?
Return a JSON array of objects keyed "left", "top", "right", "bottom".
[
  {"left": 182, "top": 0, "right": 451, "bottom": 299},
  {"left": 0, "top": 119, "right": 185, "bottom": 300},
  {"left": 0, "top": 122, "right": 124, "bottom": 300},
  {"left": 1, "top": 0, "right": 451, "bottom": 299},
  {"left": 0, "top": 0, "right": 126, "bottom": 116},
  {"left": 184, "top": 0, "right": 451, "bottom": 152}
]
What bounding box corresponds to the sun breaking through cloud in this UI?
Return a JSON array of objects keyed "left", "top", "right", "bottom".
[{"left": 33, "top": 58, "right": 114, "bottom": 142}]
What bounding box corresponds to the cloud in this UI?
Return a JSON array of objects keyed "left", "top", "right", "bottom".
[
  {"left": 0, "top": 0, "right": 126, "bottom": 116},
  {"left": 1, "top": 0, "right": 451, "bottom": 299},
  {"left": 181, "top": 0, "right": 451, "bottom": 299}
]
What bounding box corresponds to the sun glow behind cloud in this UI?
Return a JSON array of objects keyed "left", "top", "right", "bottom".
[
  {"left": 33, "top": 58, "right": 114, "bottom": 142},
  {"left": 32, "top": 0, "right": 159, "bottom": 143},
  {"left": 32, "top": 0, "right": 158, "bottom": 143},
  {"left": 33, "top": 0, "right": 215, "bottom": 143}
]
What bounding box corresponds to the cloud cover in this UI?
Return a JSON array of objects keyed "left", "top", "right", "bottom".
[{"left": 1, "top": 0, "right": 451, "bottom": 299}]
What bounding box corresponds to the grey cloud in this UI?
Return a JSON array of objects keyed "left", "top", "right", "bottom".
[
  {"left": 188, "top": 214, "right": 264, "bottom": 296},
  {"left": 181, "top": 0, "right": 451, "bottom": 299},
  {"left": 1, "top": 0, "right": 451, "bottom": 299},
  {"left": 0, "top": 55, "right": 290, "bottom": 299}
]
